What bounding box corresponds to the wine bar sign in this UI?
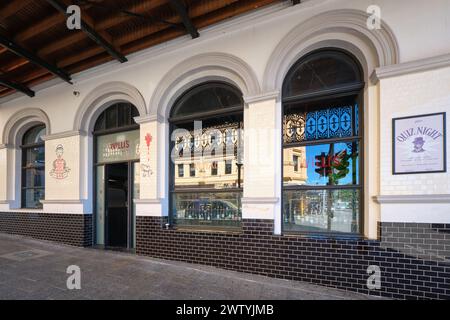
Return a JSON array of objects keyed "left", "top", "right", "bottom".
[{"left": 393, "top": 112, "right": 446, "bottom": 174}]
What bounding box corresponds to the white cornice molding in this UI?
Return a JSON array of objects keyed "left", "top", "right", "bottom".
[
  {"left": 134, "top": 115, "right": 165, "bottom": 124},
  {"left": 373, "top": 194, "right": 450, "bottom": 204},
  {"left": 373, "top": 53, "right": 450, "bottom": 83},
  {"left": 242, "top": 197, "right": 279, "bottom": 204},
  {"left": 244, "top": 91, "right": 280, "bottom": 104},
  {"left": 42, "top": 130, "right": 84, "bottom": 141}
]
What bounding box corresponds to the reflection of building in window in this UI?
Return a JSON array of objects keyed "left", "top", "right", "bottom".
[
  {"left": 293, "top": 155, "right": 299, "bottom": 172},
  {"left": 175, "top": 158, "right": 243, "bottom": 189},
  {"left": 178, "top": 164, "right": 184, "bottom": 177},
  {"left": 225, "top": 160, "right": 232, "bottom": 175},
  {"left": 189, "top": 163, "right": 195, "bottom": 177},
  {"left": 211, "top": 161, "right": 218, "bottom": 176},
  {"left": 283, "top": 148, "right": 307, "bottom": 185},
  {"left": 174, "top": 122, "right": 244, "bottom": 189}
]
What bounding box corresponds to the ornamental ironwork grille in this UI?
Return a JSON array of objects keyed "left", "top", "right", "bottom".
[
  {"left": 174, "top": 122, "right": 244, "bottom": 159},
  {"left": 283, "top": 105, "right": 358, "bottom": 144}
]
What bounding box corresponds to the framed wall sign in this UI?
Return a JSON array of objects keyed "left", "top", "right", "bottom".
[{"left": 393, "top": 112, "right": 446, "bottom": 174}]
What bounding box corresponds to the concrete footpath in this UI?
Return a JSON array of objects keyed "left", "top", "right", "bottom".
[{"left": 0, "top": 233, "right": 379, "bottom": 300}]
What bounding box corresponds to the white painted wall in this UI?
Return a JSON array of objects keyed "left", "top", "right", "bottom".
[{"left": 0, "top": 0, "right": 449, "bottom": 235}]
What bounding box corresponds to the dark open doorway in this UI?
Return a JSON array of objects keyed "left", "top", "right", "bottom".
[{"left": 106, "top": 163, "right": 129, "bottom": 248}]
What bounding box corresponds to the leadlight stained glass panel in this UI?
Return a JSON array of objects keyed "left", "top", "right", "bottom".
[{"left": 284, "top": 105, "right": 355, "bottom": 144}]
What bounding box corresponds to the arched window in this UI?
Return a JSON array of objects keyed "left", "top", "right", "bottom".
[
  {"left": 169, "top": 82, "right": 244, "bottom": 230},
  {"left": 94, "top": 102, "right": 140, "bottom": 132},
  {"left": 282, "top": 49, "right": 364, "bottom": 235},
  {"left": 21, "top": 124, "right": 46, "bottom": 209}
]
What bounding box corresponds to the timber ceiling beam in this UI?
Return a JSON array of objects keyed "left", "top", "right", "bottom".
[
  {"left": 0, "top": 75, "right": 35, "bottom": 97},
  {"left": 15, "top": 13, "right": 66, "bottom": 43},
  {"left": 0, "top": 0, "right": 33, "bottom": 20},
  {"left": 115, "top": 0, "right": 240, "bottom": 47},
  {"left": 169, "top": 0, "right": 199, "bottom": 39},
  {"left": 0, "top": 34, "right": 72, "bottom": 84},
  {"left": 45, "top": 0, "right": 128, "bottom": 63}
]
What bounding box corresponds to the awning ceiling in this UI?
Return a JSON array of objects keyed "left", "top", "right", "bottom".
[{"left": 0, "top": 0, "right": 290, "bottom": 99}]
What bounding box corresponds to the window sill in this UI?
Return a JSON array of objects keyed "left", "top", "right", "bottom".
[
  {"left": 171, "top": 225, "right": 242, "bottom": 234},
  {"left": 282, "top": 231, "right": 364, "bottom": 241},
  {"left": 7, "top": 208, "right": 45, "bottom": 213}
]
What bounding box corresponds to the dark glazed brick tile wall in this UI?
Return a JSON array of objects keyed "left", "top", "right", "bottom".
[
  {"left": 136, "top": 217, "right": 450, "bottom": 300},
  {"left": 0, "top": 212, "right": 92, "bottom": 247}
]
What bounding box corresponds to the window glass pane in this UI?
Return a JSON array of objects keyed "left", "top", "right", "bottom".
[
  {"left": 170, "top": 83, "right": 242, "bottom": 118},
  {"left": 173, "top": 116, "right": 244, "bottom": 190},
  {"left": 24, "top": 146, "right": 45, "bottom": 168},
  {"left": 118, "top": 103, "right": 131, "bottom": 127},
  {"left": 284, "top": 101, "right": 356, "bottom": 144},
  {"left": 96, "top": 166, "right": 105, "bottom": 245},
  {"left": 24, "top": 168, "right": 45, "bottom": 188},
  {"left": 94, "top": 103, "right": 138, "bottom": 131},
  {"left": 283, "top": 51, "right": 361, "bottom": 98},
  {"left": 94, "top": 112, "right": 105, "bottom": 131},
  {"left": 293, "top": 155, "right": 299, "bottom": 172},
  {"left": 189, "top": 163, "right": 195, "bottom": 177},
  {"left": 283, "top": 141, "right": 359, "bottom": 187},
  {"left": 211, "top": 161, "right": 218, "bottom": 176},
  {"left": 105, "top": 105, "right": 118, "bottom": 129},
  {"left": 172, "top": 192, "right": 242, "bottom": 228},
  {"left": 178, "top": 164, "right": 184, "bottom": 177},
  {"left": 283, "top": 189, "right": 360, "bottom": 233},
  {"left": 131, "top": 105, "right": 139, "bottom": 118},
  {"left": 23, "top": 188, "right": 44, "bottom": 209},
  {"left": 225, "top": 160, "right": 232, "bottom": 175},
  {"left": 132, "top": 163, "right": 140, "bottom": 249},
  {"left": 23, "top": 125, "right": 46, "bottom": 145}
]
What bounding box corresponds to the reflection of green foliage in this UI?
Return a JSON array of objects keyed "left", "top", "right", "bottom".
[
  {"left": 330, "top": 150, "right": 358, "bottom": 185},
  {"left": 339, "top": 189, "right": 358, "bottom": 203}
]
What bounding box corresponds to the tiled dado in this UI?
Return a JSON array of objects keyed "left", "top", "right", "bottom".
[
  {"left": 0, "top": 212, "right": 92, "bottom": 247},
  {"left": 136, "top": 217, "right": 450, "bottom": 300}
]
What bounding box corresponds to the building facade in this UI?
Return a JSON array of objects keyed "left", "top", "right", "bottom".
[{"left": 0, "top": 0, "right": 449, "bottom": 299}]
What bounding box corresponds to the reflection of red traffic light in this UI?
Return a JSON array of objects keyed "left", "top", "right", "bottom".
[
  {"left": 315, "top": 152, "right": 327, "bottom": 176},
  {"left": 332, "top": 150, "right": 347, "bottom": 166},
  {"left": 315, "top": 152, "right": 336, "bottom": 177}
]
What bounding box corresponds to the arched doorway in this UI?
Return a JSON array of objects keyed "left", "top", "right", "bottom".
[{"left": 93, "top": 102, "right": 140, "bottom": 250}]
